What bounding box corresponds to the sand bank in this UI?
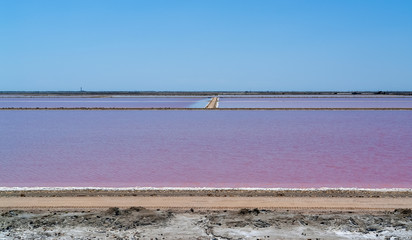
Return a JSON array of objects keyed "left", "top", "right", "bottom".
[
  {"left": 1, "top": 189, "right": 411, "bottom": 238},
  {"left": 0, "top": 196, "right": 411, "bottom": 211}
]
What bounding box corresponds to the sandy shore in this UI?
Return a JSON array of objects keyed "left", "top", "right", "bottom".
[
  {"left": 1, "top": 188, "right": 411, "bottom": 211},
  {"left": 1, "top": 196, "right": 412, "bottom": 211},
  {"left": 1, "top": 189, "right": 411, "bottom": 239}
]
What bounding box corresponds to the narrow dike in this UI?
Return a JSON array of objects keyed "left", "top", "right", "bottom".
[{"left": 205, "top": 97, "right": 219, "bottom": 109}]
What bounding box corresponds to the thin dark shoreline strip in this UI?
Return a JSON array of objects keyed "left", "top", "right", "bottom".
[
  {"left": 1, "top": 188, "right": 411, "bottom": 198},
  {"left": 1, "top": 107, "right": 412, "bottom": 111}
]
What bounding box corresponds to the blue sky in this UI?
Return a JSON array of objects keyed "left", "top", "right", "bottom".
[{"left": 1, "top": 0, "right": 411, "bottom": 91}]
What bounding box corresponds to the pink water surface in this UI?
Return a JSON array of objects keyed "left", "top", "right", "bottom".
[
  {"left": 219, "top": 97, "right": 412, "bottom": 108},
  {"left": 0, "top": 97, "right": 210, "bottom": 108},
  {"left": 0, "top": 110, "right": 411, "bottom": 188}
]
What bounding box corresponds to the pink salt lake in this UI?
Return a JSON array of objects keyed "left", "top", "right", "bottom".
[{"left": 0, "top": 110, "right": 411, "bottom": 188}]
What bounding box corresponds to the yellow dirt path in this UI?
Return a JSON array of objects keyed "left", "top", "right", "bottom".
[
  {"left": 205, "top": 97, "right": 218, "bottom": 108},
  {"left": 1, "top": 196, "right": 411, "bottom": 211}
]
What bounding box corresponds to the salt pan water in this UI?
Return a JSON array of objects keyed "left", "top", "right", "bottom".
[
  {"left": 0, "top": 97, "right": 210, "bottom": 108},
  {"left": 218, "top": 97, "right": 412, "bottom": 108},
  {"left": 0, "top": 110, "right": 411, "bottom": 188}
]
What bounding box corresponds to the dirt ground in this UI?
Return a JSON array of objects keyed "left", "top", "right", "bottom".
[
  {"left": 1, "top": 189, "right": 411, "bottom": 239},
  {"left": 1, "top": 207, "right": 411, "bottom": 239},
  {"left": 1, "top": 196, "right": 412, "bottom": 211}
]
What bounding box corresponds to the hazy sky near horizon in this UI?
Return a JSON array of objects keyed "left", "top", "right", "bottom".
[{"left": 1, "top": 0, "right": 411, "bottom": 91}]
